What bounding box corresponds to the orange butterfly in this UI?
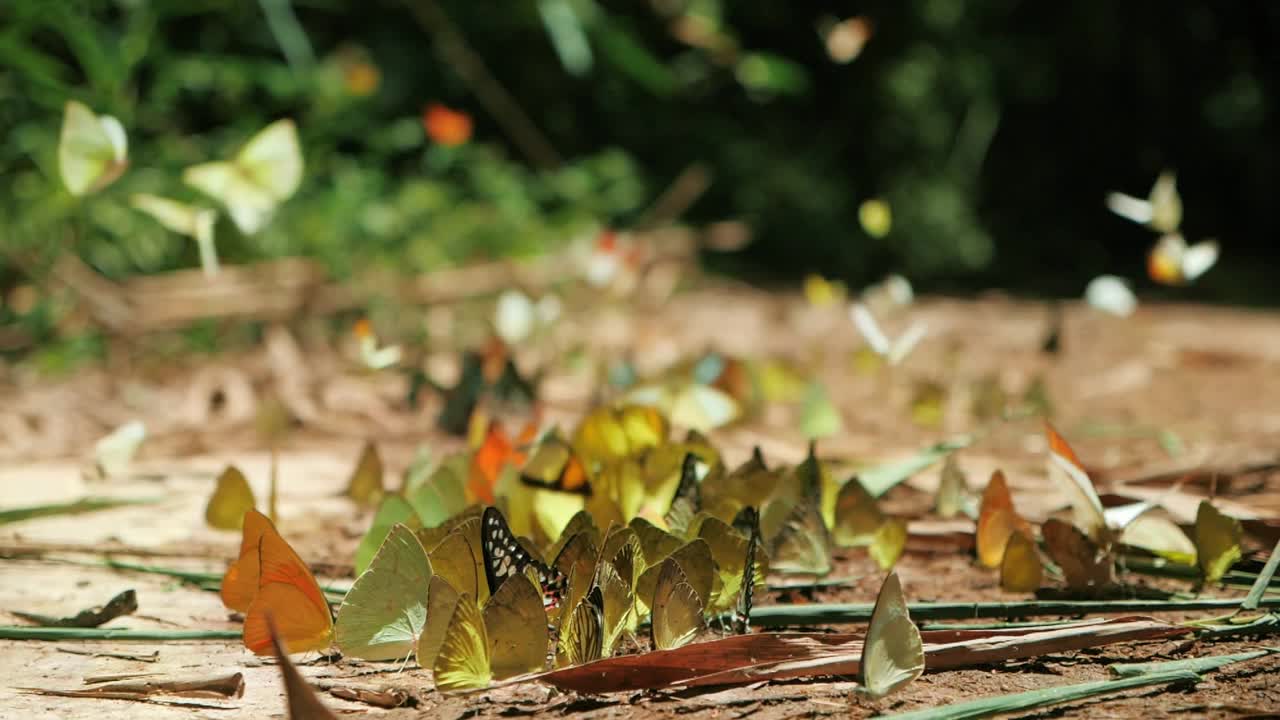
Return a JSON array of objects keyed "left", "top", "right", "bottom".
[
  {"left": 467, "top": 420, "right": 537, "bottom": 504},
  {"left": 221, "top": 510, "right": 333, "bottom": 655},
  {"left": 975, "top": 470, "right": 1033, "bottom": 569}
]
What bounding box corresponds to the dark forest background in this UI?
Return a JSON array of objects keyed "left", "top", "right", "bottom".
[{"left": 2, "top": 0, "right": 1278, "bottom": 325}]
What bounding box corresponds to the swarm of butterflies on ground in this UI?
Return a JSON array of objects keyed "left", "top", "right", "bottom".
[{"left": 205, "top": 399, "right": 1247, "bottom": 698}]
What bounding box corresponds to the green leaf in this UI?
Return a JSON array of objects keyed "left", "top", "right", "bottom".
[
  {"left": 735, "top": 52, "right": 810, "bottom": 96},
  {"left": 1109, "top": 648, "right": 1277, "bottom": 678},
  {"left": 1242, "top": 538, "right": 1280, "bottom": 612},
  {"left": 859, "top": 435, "right": 974, "bottom": 498},
  {"left": 538, "top": 0, "right": 593, "bottom": 76},
  {"left": 883, "top": 670, "right": 1199, "bottom": 720}
]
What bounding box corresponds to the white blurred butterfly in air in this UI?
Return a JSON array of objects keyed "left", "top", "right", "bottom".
[
  {"left": 58, "top": 101, "right": 128, "bottom": 196},
  {"left": 850, "top": 302, "right": 927, "bottom": 366},
  {"left": 1105, "top": 170, "right": 1181, "bottom": 234},
  {"left": 1147, "top": 233, "right": 1218, "bottom": 286},
  {"left": 1084, "top": 275, "right": 1137, "bottom": 317},
  {"left": 130, "top": 194, "right": 221, "bottom": 278},
  {"left": 183, "top": 119, "right": 303, "bottom": 235}
]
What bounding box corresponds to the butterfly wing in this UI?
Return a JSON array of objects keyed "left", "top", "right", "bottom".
[
  {"left": 650, "top": 558, "right": 705, "bottom": 651},
  {"left": 556, "top": 585, "right": 604, "bottom": 667},
  {"left": 1194, "top": 501, "right": 1243, "bottom": 584},
  {"left": 850, "top": 303, "right": 891, "bottom": 356},
  {"left": 237, "top": 118, "right": 303, "bottom": 202},
  {"left": 221, "top": 509, "right": 272, "bottom": 612},
  {"left": 334, "top": 524, "right": 432, "bottom": 661},
  {"left": 205, "top": 465, "right": 256, "bottom": 531},
  {"left": 433, "top": 594, "right": 492, "bottom": 691},
  {"left": 242, "top": 515, "right": 332, "bottom": 655},
  {"left": 183, "top": 161, "right": 277, "bottom": 234},
  {"left": 59, "top": 101, "right": 127, "bottom": 195},
  {"left": 483, "top": 573, "right": 548, "bottom": 679},
  {"left": 1044, "top": 424, "right": 1107, "bottom": 540},
  {"left": 860, "top": 571, "right": 924, "bottom": 698},
  {"left": 483, "top": 507, "right": 567, "bottom": 610},
  {"left": 1105, "top": 191, "right": 1154, "bottom": 226},
  {"left": 999, "top": 531, "right": 1042, "bottom": 593},
  {"left": 1181, "top": 239, "right": 1219, "bottom": 282}
]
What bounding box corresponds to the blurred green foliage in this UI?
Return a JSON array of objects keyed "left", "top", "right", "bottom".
[{"left": 2, "top": 0, "right": 1280, "bottom": 362}]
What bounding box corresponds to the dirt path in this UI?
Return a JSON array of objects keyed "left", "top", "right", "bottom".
[{"left": 2, "top": 290, "right": 1279, "bottom": 718}]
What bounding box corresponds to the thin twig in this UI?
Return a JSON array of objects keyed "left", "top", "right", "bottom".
[{"left": 405, "top": 0, "right": 562, "bottom": 168}]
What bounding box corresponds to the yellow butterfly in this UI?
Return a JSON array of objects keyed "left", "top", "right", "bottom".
[
  {"left": 999, "top": 530, "right": 1042, "bottom": 593},
  {"left": 975, "top": 470, "right": 1032, "bottom": 569},
  {"left": 432, "top": 572, "right": 548, "bottom": 690},
  {"left": 1194, "top": 501, "right": 1242, "bottom": 585},
  {"left": 58, "top": 100, "right": 127, "bottom": 196},
  {"left": 650, "top": 557, "right": 706, "bottom": 650},
  {"left": 859, "top": 571, "right": 924, "bottom": 698},
  {"left": 1106, "top": 170, "right": 1181, "bottom": 234},
  {"left": 344, "top": 440, "right": 384, "bottom": 507},
  {"left": 832, "top": 476, "right": 907, "bottom": 570},
  {"left": 205, "top": 465, "right": 256, "bottom": 530},
  {"left": 183, "top": 118, "right": 303, "bottom": 235}
]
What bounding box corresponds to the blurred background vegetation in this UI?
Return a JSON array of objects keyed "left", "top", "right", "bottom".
[{"left": 2, "top": 0, "right": 1279, "bottom": 360}]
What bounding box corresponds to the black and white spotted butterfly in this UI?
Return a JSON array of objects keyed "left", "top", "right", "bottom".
[{"left": 481, "top": 506, "right": 567, "bottom": 611}]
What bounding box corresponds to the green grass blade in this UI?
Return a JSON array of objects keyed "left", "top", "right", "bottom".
[
  {"left": 751, "top": 596, "right": 1280, "bottom": 626},
  {"left": 1196, "top": 613, "right": 1280, "bottom": 639},
  {"left": 0, "top": 626, "right": 241, "bottom": 641},
  {"left": 884, "top": 670, "right": 1200, "bottom": 720},
  {"left": 1109, "top": 648, "right": 1277, "bottom": 678},
  {"left": 860, "top": 435, "right": 974, "bottom": 498},
  {"left": 1122, "top": 554, "right": 1275, "bottom": 590},
  {"left": 0, "top": 497, "right": 160, "bottom": 525},
  {"left": 1242, "top": 539, "right": 1280, "bottom": 611},
  {"left": 103, "top": 559, "right": 350, "bottom": 599}
]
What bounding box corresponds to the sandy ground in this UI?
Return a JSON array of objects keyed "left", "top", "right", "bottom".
[{"left": 2, "top": 288, "right": 1280, "bottom": 718}]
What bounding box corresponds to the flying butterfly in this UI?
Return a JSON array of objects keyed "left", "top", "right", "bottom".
[
  {"left": 483, "top": 506, "right": 567, "bottom": 611},
  {"left": 183, "top": 118, "right": 303, "bottom": 235}
]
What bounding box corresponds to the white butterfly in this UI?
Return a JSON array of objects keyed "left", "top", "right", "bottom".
[
  {"left": 94, "top": 420, "right": 146, "bottom": 478},
  {"left": 1147, "top": 233, "right": 1218, "bottom": 286},
  {"left": 1046, "top": 425, "right": 1194, "bottom": 559},
  {"left": 130, "top": 194, "right": 220, "bottom": 277},
  {"left": 354, "top": 320, "right": 401, "bottom": 370},
  {"left": 1106, "top": 170, "right": 1182, "bottom": 234},
  {"left": 850, "top": 303, "right": 927, "bottom": 366},
  {"left": 58, "top": 101, "right": 128, "bottom": 196},
  {"left": 1084, "top": 275, "right": 1137, "bottom": 317},
  {"left": 493, "top": 290, "right": 561, "bottom": 345},
  {"left": 858, "top": 571, "right": 923, "bottom": 698},
  {"left": 183, "top": 119, "right": 303, "bottom": 235}
]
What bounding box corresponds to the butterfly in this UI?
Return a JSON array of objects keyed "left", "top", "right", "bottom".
[
  {"left": 800, "top": 381, "right": 843, "bottom": 440},
  {"left": 93, "top": 420, "right": 146, "bottom": 478},
  {"left": 975, "top": 470, "right": 1032, "bottom": 569},
  {"left": 696, "top": 516, "right": 763, "bottom": 631},
  {"left": 183, "top": 118, "right": 303, "bottom": 235},
  {"left": 334, "top": 524, "right": 432, "bottom": 660},
  {"left": 999, "top": 529, "right": 1043, "bottom": 593},
  {"left": 431, "top": 574, "right": 548, "bottom": 690},
  {"left": 222, "top": 510, "right": 333, "bottom": 655},
  {"left": 833, "top": 476, "right": 908, "bottom": 571},
  {"left": 58, "top": 100, "right": 127, "bottom": 196},
  {"left": 1045, "top": 423, "right": 1194, "bottom": 560},
  {"left": 1147, "top": 233, "right": 1219, "bottom": 286},
  {"left": 557, "top": 585, "right": 605, "bottom": 667},
  {"left": 650, "top": 557, "right": 706, "bottom": 651},
  {"left": 353, "top": 319, "right": 401, "bottom": 370},
  {"left": 344, "top": 440, "right": 384, "bottom": 507},
  {"left": 624, "top": 382, "right": 740, "bottom": 434},
  {"left": 483, "top": 506, "right": 567, "bottom": 611},
  {"left": 850, "top": 302, "right": 927, "bottom": 366},
  {"left": 858, "top": 571, "right": 924, "bottom": 698},
  {"left": 1041, "top": 518, "right": 1113, "bottom": 591},
  {"left": 1084, "top": 275, "right": 1137, "bottom": 317},
  {"left": 1194, "top": 500, "right": 1242, "bottom": 585},
  {"left": 130, "top": 194, "right": 220, "bottom": 277},
  {"left": 1105, "top": 170, "right": 1181, "bottom": 234},
  {"left": 205, "top": 465, "right": 256, "bottom": 530},
  {"left": 571, "top": 405, "right": 669, "bottom": 467},
  {"left": 934, "top": 455, "right": 970, "bottom": 519},
  {"left": 521, "top": 428, "right": 591, "bottom": 495},
  {"left": 663, "top": 453, "right": 703, "bottom": 536}
]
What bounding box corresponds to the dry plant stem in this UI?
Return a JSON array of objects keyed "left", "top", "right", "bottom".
[
  {"left": 635, "top": 163, "right": 713, "bottom": 230},
  {"left": 57, "top": 646, "right": 160, "bottom": 662},
  {"left": 0, "top": 627, "right": 242, "bottom": 641},
  {"left": 22, "top": 672, "right": 245, "bottom": 699},
  {"left": 11, "top": 588, "right": 137, "bottom": 628},
  {"left": 404, "top": 0, "right": 562, "bottom": 169},
  {"left": 750, "top": 596, "right": 1280, "bottom": 626}
]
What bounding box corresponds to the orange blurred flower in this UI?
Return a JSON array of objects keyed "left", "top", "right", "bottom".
[{"left": 423, "top": 103, "right": 473, "bottom": 146}]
